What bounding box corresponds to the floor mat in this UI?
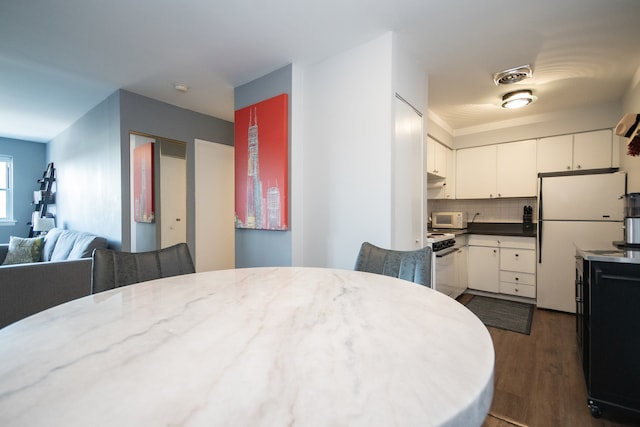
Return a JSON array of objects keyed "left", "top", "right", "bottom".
[{"left": 464, "top": 295, "right": 534, "bottom": 335}]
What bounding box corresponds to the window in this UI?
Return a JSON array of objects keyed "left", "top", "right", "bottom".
[{"left": 0, "top": 156, "right": 13, "bottom": 223}]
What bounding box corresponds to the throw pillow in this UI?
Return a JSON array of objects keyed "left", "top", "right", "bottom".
[{"left": 2, "top": 236, "right": 45, "bottom": 265}]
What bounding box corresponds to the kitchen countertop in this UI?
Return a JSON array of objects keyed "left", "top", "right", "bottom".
[
  {"left": 431, "top": 222, "right": 537, "bottom": 238},
  {"left": 575, "top": 241, "right": 640, "bottom": 264}
]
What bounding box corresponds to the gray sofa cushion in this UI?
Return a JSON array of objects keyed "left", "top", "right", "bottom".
[{"left": 43, "top": 228, "right": 108, "bottom": 262}]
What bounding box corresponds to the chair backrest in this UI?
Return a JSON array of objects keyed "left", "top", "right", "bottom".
[
  {"left": 91, "top": 243, "right": 195, "bottom": 294},
  {"left": 354, "top": 242, "right": 432, "bottom": 287}
]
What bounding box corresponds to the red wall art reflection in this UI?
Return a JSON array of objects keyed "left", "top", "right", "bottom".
[
  {"left": 133, "top": 142, "right": 155, "bottom": 223},
  {"left": 234, "top": 94, "right": 288, "bottom": 230}
]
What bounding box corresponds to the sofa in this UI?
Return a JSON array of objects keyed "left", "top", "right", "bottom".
[{"left": 0, "top": 228, "right": 108, "bottom": 328}]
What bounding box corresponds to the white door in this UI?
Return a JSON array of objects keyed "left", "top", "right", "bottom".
[
  {"left": 393, "top": 96, "right": 423, "bottom": 250},
  {"left": 195, "top": 139, "right": 235, "bottom": 272},
  {"left": 160, "top": 155, "right": 187, "bottom": 248}
]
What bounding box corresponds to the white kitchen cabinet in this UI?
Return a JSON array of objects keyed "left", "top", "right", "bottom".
[
  {"left": 496, "top": 139, "right": 537, "bottom": 197},
  {"left": 428, "top": 145, "right": 455, "bottom": 200},
  {"left": 573, "top": 129, "right": 612, "bottom": 170},
  {"left": 537, "top": 134, "right": 573, "bottom": 173},
  {"left": 456, "top": 140, "right": 536, "bottom": 199},
  {"left": 467, "top": 235, "right": 536, "bottom": 298},
  {"left": 427, "top": 136, "right": 448, "bottom": 178},
  {"left": 537, "top": 130, "right": 612, "bottom": 173},
  {"left": 499, "top": 244, "right": 536, "bottom": 299},
  {"left": 456, "top": 145, "right": 496, "bottom": 199},
  {"left": 443, "top": 147, "right": 455, "bottom": 199},
  {"left": 467, "top": 245, "right": 499, "bottom": 293}
]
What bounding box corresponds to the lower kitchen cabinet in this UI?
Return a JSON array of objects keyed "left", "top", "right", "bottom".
[
  {"left": 499, "top": 246, "right": 536, "bottom": 298},
  {"left": 467, "top": 235, "right": 536, "bottom": 298},
  {"left": 577, "top": 256, "right": 640, "bottom": 420},
  {"left": 467, "top": 245, "right": 499, "bottom": 292}
]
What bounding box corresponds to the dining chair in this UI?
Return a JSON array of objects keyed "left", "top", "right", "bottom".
[
  {"left": 354, "top": 241, "right": 432, "bottom": 287},
  {"left": 91, "top": 242, "right": 195, "bottom": 294}
]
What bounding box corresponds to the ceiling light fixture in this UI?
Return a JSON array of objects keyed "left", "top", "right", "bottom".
[
  {"left": 174, "top": 83, "right": 189, "bottom": 93},
  {"left": 501, "top": 90, "right": 536, "bottom": 109}
]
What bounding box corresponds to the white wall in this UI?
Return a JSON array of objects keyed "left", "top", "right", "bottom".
[
  {"left": 301, "top": 33, "right": 394, "bottom": 269},
  {"left": 621, "top": 67, "right": 640, "bottom": 192},
  {"left": 297, "top": 32, "right": 427, "bottom": 268}
]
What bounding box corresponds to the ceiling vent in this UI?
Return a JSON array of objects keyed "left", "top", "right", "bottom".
[{"left": 493, "top": 64, "right": 533, "bottom": 85}]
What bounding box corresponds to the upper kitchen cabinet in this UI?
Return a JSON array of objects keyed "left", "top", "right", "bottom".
[
  {"left": 496, "top": 139, "right": 537, "bottom": 197},
  {"left": 537, "top": 129, "right": 613, "bottom": 173},
  {"left": 427, "top": 139, "right": 455, "bottom": 200},
  {"left": 456, "top": 145, "right": 496, "bottom": 199},
  {"left": 456, "top": 140, "right": 536, "bottom": 199},
  {"left": 426, "top": 136, "right": 448, "bottom": 178}
]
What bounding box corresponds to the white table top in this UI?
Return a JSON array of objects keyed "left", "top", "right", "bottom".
[{"left": 0, "top": 267, "right": 494, "bottom": 426}]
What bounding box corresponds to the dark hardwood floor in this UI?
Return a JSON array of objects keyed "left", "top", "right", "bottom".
[{"left": 457, "top": 294, "right": 639, "bottom": 427}]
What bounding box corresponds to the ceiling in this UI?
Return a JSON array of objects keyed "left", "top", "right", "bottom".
[{"left": 1, "top": 0, "right": 640, "bottom": 143}]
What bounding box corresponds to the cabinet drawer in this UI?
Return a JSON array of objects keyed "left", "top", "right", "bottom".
[
  {"left": 468, "top": 235, "right": 535, "bottom": 249},
  {"left": 468, "top": 235, "right": 500, "bottom": 247},
  {"left": 499, "top": 270, "right": 535, "bottom": 286},
  {"left": 498, "top": 236, "right": 535, "bottom": 250},
  {"left": 500, "top": 248, "right": 535, "bottom": 273},
  {"left": 500, "top": 282, "right": 536, "bottom": 298}
]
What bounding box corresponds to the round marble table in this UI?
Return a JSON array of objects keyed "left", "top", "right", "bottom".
[{"left": 0, "top": 267, "right": 494, "bottom": 426}]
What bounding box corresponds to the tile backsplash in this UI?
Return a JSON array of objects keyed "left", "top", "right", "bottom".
[{"left": 429, "top": 198, "right": 538, "bottom": 224}]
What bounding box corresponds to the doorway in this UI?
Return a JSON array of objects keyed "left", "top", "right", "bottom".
[{"left": 130, "top": 133, "right": 187, "bottom": 252}]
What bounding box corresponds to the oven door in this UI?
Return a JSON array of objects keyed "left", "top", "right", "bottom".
[{"left": 434, "top": 246, "right": 457, "bottom": 296}]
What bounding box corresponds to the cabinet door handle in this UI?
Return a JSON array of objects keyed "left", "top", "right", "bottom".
[
  {"left": 515, "top": 253, "right": 519, "bottom": 257},
  {"left": 515, "top": 277, "right": 519, "bottom": 281}
]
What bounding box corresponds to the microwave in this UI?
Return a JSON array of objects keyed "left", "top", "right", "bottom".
[{"left": 432, "top": 212, "right": 467, "bottom": 229}]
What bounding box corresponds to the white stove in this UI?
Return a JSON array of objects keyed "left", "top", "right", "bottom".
[
  {"left": 426, "top": 232, "right": 456, "bottom": 252},
  {"left": 426, "top": 232, "right": 464, "bottom": 299}
]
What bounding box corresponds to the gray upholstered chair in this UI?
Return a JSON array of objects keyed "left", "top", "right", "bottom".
[
  {"left": 354, "top": 242, "right": 432, "bottom": 287},
  {"left": 91, "top": 243, "right": 195, "bottom": 294}
]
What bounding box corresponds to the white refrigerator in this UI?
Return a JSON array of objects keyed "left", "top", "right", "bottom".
[{"left": 537, "top": 171, "right": 626, "bottom": 313}]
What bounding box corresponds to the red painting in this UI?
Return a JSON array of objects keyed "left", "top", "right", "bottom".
[
  {"left": 133, "top": 142, "right": 154, "bottom": 223},
  {"left": 234, "top": 93, "right": 288, "bottom": 230}
]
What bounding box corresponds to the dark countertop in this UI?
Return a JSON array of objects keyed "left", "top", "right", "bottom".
[
  {"left": 431, "top": 222, "right": 537, "bottom": 238},
  {"left": 467, "top": 222, "right": 537, "bottom": 238}
]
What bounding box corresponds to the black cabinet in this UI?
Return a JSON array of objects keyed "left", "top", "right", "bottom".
[{"left": 577, "top": 257, "right": 640, "bottom": 419}]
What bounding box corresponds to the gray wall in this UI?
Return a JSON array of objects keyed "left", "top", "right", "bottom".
[
  {"left": 119, "top": 90, "right": 234, "bottom": 252},
  {"left": 46, "top": 89, "right": 233, "bottom": 251},
  {"left": 47, "top": 92, "right": 122, "bottom": 247},
  {"left": 0, "top": 137, "right": 47, "bottom": 242},
  {"left": 234, "top": 65, "right": 292, "bottom": 267}
]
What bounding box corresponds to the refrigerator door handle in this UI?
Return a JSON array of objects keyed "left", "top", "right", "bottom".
[
  {"left": 538, "top": 177, "right": 543, "bottom": 263},
  {"left": 538, "top": 221, "right": 543, "bottom": 263}
]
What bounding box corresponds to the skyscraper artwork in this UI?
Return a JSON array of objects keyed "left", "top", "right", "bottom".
[{"left": 234, "top": 94, "right": 288, "bottom": 230}]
